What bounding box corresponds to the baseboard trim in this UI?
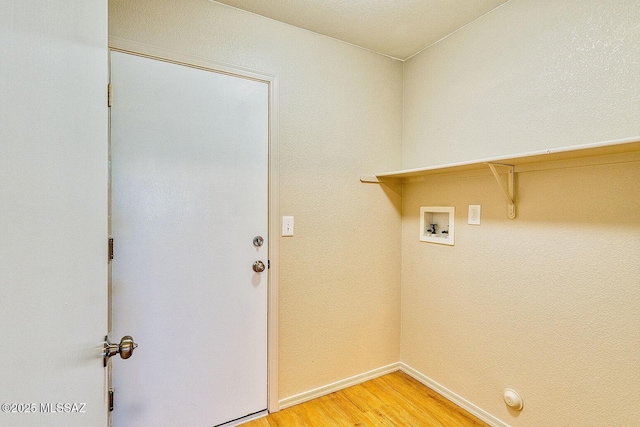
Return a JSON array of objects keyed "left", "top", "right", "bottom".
[
  {"left": 399, "top": 363, "right": 510, "bottom": 427},
  {"left": 278, "top": 362, "right": 401, "bottom": 410}
]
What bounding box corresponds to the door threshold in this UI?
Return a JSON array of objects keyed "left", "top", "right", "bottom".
[{"left": 215, "top": 409, "right": 268, "bottom": 427}]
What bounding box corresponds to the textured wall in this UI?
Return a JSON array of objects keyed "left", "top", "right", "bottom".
[
  {"left": 109, "top": 0, "right": 640, "bottom": 423},
  {"left": 401, "top": 0, "right": 640, "bottom": 425},
  {"left": 403, "top": 0, "right": 640, "bottom": 169},
  {"left": 401, "top": 163, "right": 640, "bottom": 426},
  {"left": 109, "top": 0, "right": 403, "bottom": 401}
]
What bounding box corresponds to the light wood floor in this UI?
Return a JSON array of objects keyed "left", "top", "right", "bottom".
[{"left": 241, "top": 371, "right": 489, "bottom": 427}]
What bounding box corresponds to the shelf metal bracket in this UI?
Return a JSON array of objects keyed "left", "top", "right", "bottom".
[{"left": 486, "top": 162, "right": 516, "bottom": 219}]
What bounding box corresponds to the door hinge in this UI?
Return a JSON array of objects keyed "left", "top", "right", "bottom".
[
  {"left": 108, "top": 84, "right": 112, "bottom": 107},
  {"left": 109, "top": 238, "right": 114, "bottom": 260},
  {"left": 108, "top": 388, "right": 114, "bottom": 412}
]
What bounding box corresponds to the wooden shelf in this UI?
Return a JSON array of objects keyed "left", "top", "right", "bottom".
[{"left": 360, "top": 136, "right": 640, "bottom": 183}]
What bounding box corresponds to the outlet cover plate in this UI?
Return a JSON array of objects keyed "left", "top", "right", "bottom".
[{"left": 468, "top": 205, "right": 481, "bottom": 225}]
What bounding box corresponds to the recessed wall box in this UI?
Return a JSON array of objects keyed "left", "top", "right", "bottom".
[{"left": 420, "top": 207, "right": 455, "bottom": 246}]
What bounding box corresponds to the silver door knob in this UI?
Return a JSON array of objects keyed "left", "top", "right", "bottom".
[
  {"left": 252, "top": 260, "right": 266, "bottom": 273},
  {"left": 103, "top": 335, "right": 138, "bottom": 367}
]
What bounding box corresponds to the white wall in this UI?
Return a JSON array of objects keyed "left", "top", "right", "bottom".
[
  {"left": 401, "top": 1, "right": 640, "bottom": 425},
  {"left": 109, "top": 0, "right": 403, "bottom": 402},
  {"left": 403, "top": 0, "right": 640, "bottom": 169}
]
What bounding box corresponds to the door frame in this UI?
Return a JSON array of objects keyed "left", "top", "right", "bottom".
[{"left": 108, "top": 36, "right": 281, "bottom": 414}]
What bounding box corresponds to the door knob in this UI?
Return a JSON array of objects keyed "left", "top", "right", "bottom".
[
  {"left": 252, "top": 260, "right": 266, "bottom": 273},
  {"left": 103, "top": 335, "right": 138, "bottom": 367}
]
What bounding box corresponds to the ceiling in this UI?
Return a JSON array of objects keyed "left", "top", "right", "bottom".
[{"left": 213, "top": 0, "right": 510, "bottom": 60}]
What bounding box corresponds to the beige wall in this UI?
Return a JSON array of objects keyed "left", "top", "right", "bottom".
[
  {"left": 402, "top": 163, "right": 640, "bottom": 425},
  {"left": 403, "top": 0, "right": 640, "bottom": 169},
  {"left": 109, "top": 0, "right": 403, "bottom": 401},
  {"left": 401, "top": 0, "right": 640, "bottom": 425},
  {"left": 110, "top": 0, "right": 640, "bottom": 424}
]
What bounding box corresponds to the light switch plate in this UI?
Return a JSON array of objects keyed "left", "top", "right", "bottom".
[{"left": 282, "top": 216, "right": 294, "bottom": 236}]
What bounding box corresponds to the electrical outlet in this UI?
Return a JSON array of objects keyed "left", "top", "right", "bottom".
[{"left": 468, "top": 205, "right": 481, "bottom": 225}]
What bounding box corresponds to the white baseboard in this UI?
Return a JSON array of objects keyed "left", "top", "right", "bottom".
[
  {"left": 278, "top": 362, "right": 401, "bottom": 409},
  {"left": 399, "top": 363, "right": 510, "bottom": 427}
]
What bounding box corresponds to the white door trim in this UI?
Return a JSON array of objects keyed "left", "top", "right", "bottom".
[{"left": 108, "top": 36, "right": 280, "bottom": 412}]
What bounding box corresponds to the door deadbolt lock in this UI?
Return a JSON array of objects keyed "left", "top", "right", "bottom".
[
  {"left": 252, "top": 260, "right": 266, "bottom": 273},
  {"left": 253, "top": 236, "right": 264, "bottom": 247},
  {"left": 103, "top": 335, "right": 138, "bottom": 367}
]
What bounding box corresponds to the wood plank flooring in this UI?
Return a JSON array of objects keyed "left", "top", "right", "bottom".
[{"left": 241, "top": 371, "right": 489, "bottom": 427}]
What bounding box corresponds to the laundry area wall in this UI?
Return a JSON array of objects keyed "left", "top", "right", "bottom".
[{"left": 109, "top": 1, "right": 640, "bottom": 425}]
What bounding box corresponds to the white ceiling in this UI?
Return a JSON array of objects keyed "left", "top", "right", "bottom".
[{"left": 213, "top": 0, "right": 510, "bottom": 60}]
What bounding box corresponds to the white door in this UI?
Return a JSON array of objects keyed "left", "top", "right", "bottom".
[
  {"left": 0, "top": 2, "right": 109, "bottom": 427},
  {"left": 109, "top": 51, "right": 268, "bottom": 426}
]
